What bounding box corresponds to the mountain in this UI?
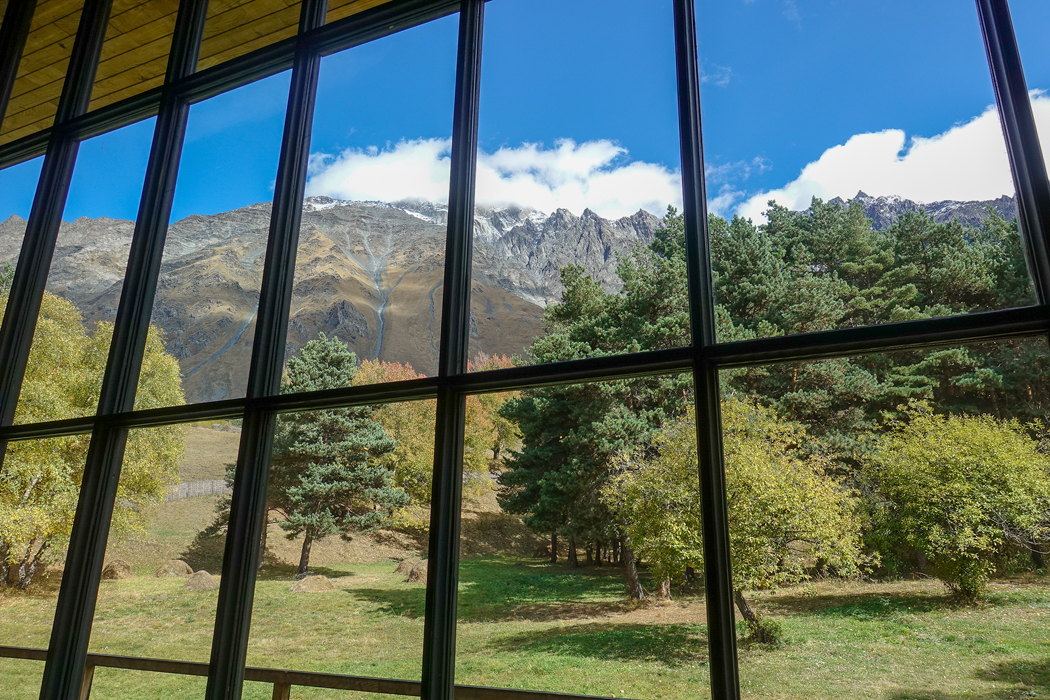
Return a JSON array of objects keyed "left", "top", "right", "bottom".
[
  {"left": 827, "top": 191, "right": 1017, "bottom": 230},
  {"left": 0, "top": 199, "right": 661, "bottom": 403},
  {"left": 0, "top": 190, "right": 1019, "bottom": 404}
]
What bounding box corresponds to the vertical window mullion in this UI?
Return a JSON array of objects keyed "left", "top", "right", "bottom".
[
  {"left": 35, "top": 1, "right": 208, "bottom": 700},
  {"left": 422, "top": 1, "right": 484, "bottom": 699},
  {"left": 0, "top": 0, "right": 37, "bottom": 127},
  {"left": 976, "top": 0, "right": 1050, "bottom": 305},
  {"left": 205, "top": 1, "right": 328, "bottom": 699},
  {"left": 673, "top": 1, "right": 742, "bottom": 698},
  {"left": 0, "top": 0, "right": 111, "bottom": 439}
]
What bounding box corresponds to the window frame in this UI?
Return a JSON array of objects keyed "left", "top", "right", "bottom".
[{"left": 0, "top": 1, "right": 1046, "bottom": 700}]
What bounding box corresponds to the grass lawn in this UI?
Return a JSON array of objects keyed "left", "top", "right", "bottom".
[{"left": 2, "top": 556, "right": 1049, "bottom": 700}]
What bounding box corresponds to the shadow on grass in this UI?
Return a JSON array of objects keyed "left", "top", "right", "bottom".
[
  {"left": 762, "top": 590, "right": 955, "bottom": 619},
  {"left": 343, "top": 586, "right": 427, "bottom": 618},
  {"left": 346, "top": 557, "right": 632, "bottom": 622},
  {"left": 489, "top": 622, "right": 708, "bottom": 666},
  {"left": 255, "top": 562, "right": 352, "bottom": 582},
  {"left": 975, "top": 659, "right": 1050, "bottom": 691},
  {"left": 886, "top": 659, "right": 1050, "bottom": 700}
]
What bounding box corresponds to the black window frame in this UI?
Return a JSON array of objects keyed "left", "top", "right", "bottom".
[{"left": 0, "top": 1, "right": 1046, "bottom": 699}]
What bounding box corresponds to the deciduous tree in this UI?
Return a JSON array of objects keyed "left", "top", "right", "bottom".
[
  {"left": 866, "top": 405, "right": 1050, "bottom": 601},
  {"left": 0, "top": 289, "right": 184, "bottom": 589}
]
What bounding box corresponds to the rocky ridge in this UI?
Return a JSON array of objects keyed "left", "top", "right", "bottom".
[
  {"left": 1, "top": 191, "right": 1017, "bottom": 404},
  {"left": 0, "top": 198, "right": 661, "bottom": 403}
]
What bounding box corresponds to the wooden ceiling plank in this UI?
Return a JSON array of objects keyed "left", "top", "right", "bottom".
[
  {"left": 97, "top": 17, "right": 176, "bottom": 64},
  {"left": 0, "top": 100, "right": 61, "bottom": 140},
  {"left": 91, "top": 54, "right": 168, "bottom": 106},
  {"left": 9, "top": 62, "right": 68, "bottom": 96},
  {"left": 107, "top": 0, "right": 177, "bottom": 34},
  {"left": 203, "top": 0, "right": 298, "bottom": 37},
  {"left": 326, "top": 0, "right": 393, "bottom": 24},
  {"left": 198, "top": 7, "right": 300, "bottom": 67},
  {"left": 89, "top": 74, "right": 164, "bottom": 110},
  {"left": 29, "top": 0, "right": 84, "bottom": 28}
]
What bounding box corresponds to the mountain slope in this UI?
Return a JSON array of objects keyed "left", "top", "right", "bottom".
[{"left": 0, "top": 199, "right": 661, "bottom": 402}]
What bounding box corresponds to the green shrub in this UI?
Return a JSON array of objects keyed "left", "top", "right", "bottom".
[{"left": 867, "top": 405, "right": 1050, "bottom": 602}]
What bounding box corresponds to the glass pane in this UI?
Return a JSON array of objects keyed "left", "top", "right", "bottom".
[
  {"left": 0, "top": 157, "right": 44, "bottom": 300},
  {"left": 243, "top": 683, "right": 394, "bottom": 700},
  {"left": 326, "top": 0, "right": 398, "bottom": 25},
  {"left": 245, "top": 391, "right": 430, "bottom": 682},
  {"left": 295, "top": 15, "right": 456, "bottom": 380},
  {"left": 85, "top": 669, "right": 207, "bottom": 700},
  {"left": 88, "top": 0, "right": 180, "bottom": 112},
  {"left": 12, "top": 119, "right": 154, "bottom": 425},
  {"left": 137, "top": 72, "right": 289, "bottom": 407},
  {"left": 198, "top": 0, "right": 301, "bottom": 72},
  {"left": 458, "top": 373, "right": 711, "bottom": 699},
  {"left": 0, "top": 0, "right": 84, "bottom": 144},
  {"left": 469, "top": 0, "right": 686, "bottom": 371},
  {"left": 0, "top": 656, "right": 45, "bottom": 699},
  {"left": 1009, "top": 0, "right": 1050, "bottom": 164},
  {"left": 87, "top": 422, "right": 240, "bottom": 663},
  {"left": 0, "top": 435, "right": 91, "bottom": 643},
  {"left": 718, "top": 338, "right": 1050, "bottom": 698},
  {"left": 702, "top": 2, "right": 1035, "bottom": 343}
]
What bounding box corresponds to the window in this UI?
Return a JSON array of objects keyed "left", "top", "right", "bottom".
[{"left": 0, "top": 1, "right": 1048, "bottom": 700}]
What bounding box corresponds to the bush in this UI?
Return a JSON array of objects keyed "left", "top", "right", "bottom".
[{"left": 867, "top": 405, "right": 1050, "bottom": 602}]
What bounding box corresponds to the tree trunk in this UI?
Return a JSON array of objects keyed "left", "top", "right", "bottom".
[
  {"left": 259, "top": 515, "right": 269, "bottom": 571},
  {"left": 1032, "top": 548, "right": 1045, "bottom": 570},
  {"left": 623, "top": 544, "right": 647, "bottom": 600},
  {"left": 549, "top": 532, "right": 558, "bottom": 564},
  {"left": 567, "top": 536, "right": 579, "bottom": 568},
  {"left": 735, "top": 589, "right": 777, "bottom": 644},
  {"left": 297, "top": 533, "right": 314, "bottom": 577},
  {"left": 734, "top": 589, "right": 758, "bottom": 627},
  {"left": 655, "top": 577, "right": 672, "bottom": 601},
  {"left": 17, "top": 542, "right": 48, "bottom": 590},
  {"left": 585, "top": 546, "right": 593, "bottom": 565}
]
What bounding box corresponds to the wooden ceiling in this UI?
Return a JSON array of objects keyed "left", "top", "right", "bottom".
[
  {"left": 1, "top": 0, "right": 398, "bottom": 146},
  {"left": 1, "top": 0, "right": 84, "bottom": 145}
]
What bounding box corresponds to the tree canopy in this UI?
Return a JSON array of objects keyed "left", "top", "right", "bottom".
[
  {"left": 0, "top": 288, "right": 185, "bottom": 589},
  {"left": 866, "top": 405, "right": 1050, "bottom": 600},
  {"left": 502, "top": 197, "right": 1050, "bottom": 607},
  {"left": 272, "top": 334, "right": 407, "bottom": 576}
]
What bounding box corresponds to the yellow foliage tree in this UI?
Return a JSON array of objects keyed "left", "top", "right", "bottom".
[
  {"left": 354, "top": 357, "right": 518, "bottom": 506},
  {"left": 605, "top": 398, "right": 864, "bottom": 640},
  {"left": 0, "top": 289, "right": 185, "bottom": 589}
]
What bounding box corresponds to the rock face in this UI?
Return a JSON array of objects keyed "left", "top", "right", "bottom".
[
  {"left": 0, "top": 198, "right": 661, "bottom": 403},
  {"left": 827, "top": 191, "right": 1018, "bottom": 231},
  {"left": 154, "top": 560, "right": 193, "bottom": 577},
  {"left": 7, "top": 190, "right": 1008, "bottom": 405},
  {"left": 182, "top": 570, "right": 219, "bottom": 591},
  {"left": 100, "top": 560, "right": 132, "bottom": 580},
  {"left": 289, "top": 575, "right": 336, "bottom": 592}
]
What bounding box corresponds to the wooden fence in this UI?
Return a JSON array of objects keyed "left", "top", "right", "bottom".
[{"left": 0, "top": 646, "right": 631, "bottom": 700}]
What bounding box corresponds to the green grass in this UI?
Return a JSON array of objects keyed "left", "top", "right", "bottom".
[{"left": 4, "top": 557, "right": 1050, "bottom": 700}]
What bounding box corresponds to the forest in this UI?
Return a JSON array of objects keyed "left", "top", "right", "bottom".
[{"left": 497, "top": 198, "right": 1050, "bottom": 636}]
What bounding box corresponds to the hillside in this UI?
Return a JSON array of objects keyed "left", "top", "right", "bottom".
[{"left": 0, "top": 192, "right": 1015, "bottom": 403}]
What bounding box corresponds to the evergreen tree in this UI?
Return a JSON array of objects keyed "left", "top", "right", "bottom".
[{"left": 273, "top": 334, "right": 406, "bottom": 576}]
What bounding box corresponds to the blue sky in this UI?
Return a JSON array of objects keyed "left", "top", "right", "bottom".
[{"left": 1, "top": 0, "right": 1049, "bottom": 225}]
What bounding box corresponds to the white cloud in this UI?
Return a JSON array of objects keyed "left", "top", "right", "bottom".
[
  {"left": 733, "top": 94, "right": 1050, "bottom": 223},
  {"left": 306, "top": 138, "right": 683, "bottom": 219}
]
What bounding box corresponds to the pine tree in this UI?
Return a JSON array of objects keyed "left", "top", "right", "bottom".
[{"left": 273, "top": 334, "right": 406, "bottom": 576}]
